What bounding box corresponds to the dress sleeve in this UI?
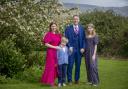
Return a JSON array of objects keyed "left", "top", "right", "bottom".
[
  {"left": 94, "top": 35, "right": 99, "bottom": 45},
  {"left": 42, "top": 32, "right": 52, "bottom": 44}
]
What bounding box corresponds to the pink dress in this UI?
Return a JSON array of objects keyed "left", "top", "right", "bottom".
[{"left": 40, "top": 32, "right": 61, "bottom": 86}]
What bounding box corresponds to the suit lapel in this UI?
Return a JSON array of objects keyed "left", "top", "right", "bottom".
[
  {"left": 78, "top": 25, "right": 81, "bottom": 37},
  {"left": 71, "top": 25, "right": 75, "bottom": 34}
]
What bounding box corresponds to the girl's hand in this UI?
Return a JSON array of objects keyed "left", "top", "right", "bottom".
[{"left": 92, "top": 54, "right": 96, "bottom": 61}]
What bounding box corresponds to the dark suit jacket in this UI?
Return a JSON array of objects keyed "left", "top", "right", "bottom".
[{"left": 64, "top": 24, "right": 86, "bottom": 49}]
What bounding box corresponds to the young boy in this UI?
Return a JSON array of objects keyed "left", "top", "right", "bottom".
[{"left": 57, "top": 37, "right": 69, "bottom": 87}]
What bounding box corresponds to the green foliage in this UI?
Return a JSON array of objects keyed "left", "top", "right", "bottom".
[
  {"left": 80, "top": 10, "right": 128, "bottom": 57},
  {"left": 13, "top": 66, "right": 42, "bottom": 83},
  {"left": 0, "top": 0, "right": 46, "bottom": 77},
  {"left": 0, "top": 0, "right": 48, "bottom": 54},
  {"left": 0, "top": 0, "right": 74, "bottom": 53},
  {"left": 27, "top": 51, "right": 46, "bottom": 67},
  {"left": 0, "top": 0, "right": 17, "bottom": 5},
  {"left": 0, "top": 37, "right": 25, "bottom": 77},
  {"left": 0, "top": 75, "right": 20, "bottom": 84},
  {"left": 0, "top": 0, "right": 76, "bottom": 77}
]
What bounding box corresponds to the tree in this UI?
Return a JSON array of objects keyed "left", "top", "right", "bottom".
[
  {"left": 0, "top": 0, "right": 80, "bottom": 77},
  {"left": 80, "top": 10, "right": 128, "bottom": 57}
]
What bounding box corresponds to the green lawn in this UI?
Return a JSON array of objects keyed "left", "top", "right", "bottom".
[{"left": 0, "top": 57, "right": 128, "bottom": 89}]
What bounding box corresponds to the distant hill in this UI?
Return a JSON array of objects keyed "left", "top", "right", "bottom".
[{"left": 63, "top": 3, "right": 128, "bottom": 17}]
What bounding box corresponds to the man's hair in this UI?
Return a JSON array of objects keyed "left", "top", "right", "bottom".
[{"left": 73, "top": 15, "right": 79, "bottom": 18}]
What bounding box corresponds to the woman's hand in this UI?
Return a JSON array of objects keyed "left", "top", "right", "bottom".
[{"left": 55, "top": 46, "right": 61, "bottom": 50}]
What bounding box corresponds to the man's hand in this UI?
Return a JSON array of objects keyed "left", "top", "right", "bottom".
[
  {"left": 80, "top": 48, "right": 84, "bottom": 53},
  {"left": 69, "top": 47, "right": 73, "bottom": 53}
]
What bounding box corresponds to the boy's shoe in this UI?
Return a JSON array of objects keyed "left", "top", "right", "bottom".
[
  {"left": 63, "top": 83, "right": 66, "bottom": 86},
  {"left": 58, "top": 83, "right": 61, "bottom": 87},
  {"left": 92, "top": 84, "right": 97, "bottom": 86}
]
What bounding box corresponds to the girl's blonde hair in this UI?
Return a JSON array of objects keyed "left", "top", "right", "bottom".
[
  {"left": 61, "top": 37, "right": 68, "bottom": 44},
  {"left": 86, "top": 23, "right": 96, "bottom": 37}
]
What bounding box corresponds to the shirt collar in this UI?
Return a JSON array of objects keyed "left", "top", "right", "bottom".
[{"left": 73, "top": 24, "right": 79, "bottom": 28}]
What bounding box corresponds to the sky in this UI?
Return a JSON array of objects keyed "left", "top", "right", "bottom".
[{"left": 59, "top": 0, "right": 128, "bottom": 7}]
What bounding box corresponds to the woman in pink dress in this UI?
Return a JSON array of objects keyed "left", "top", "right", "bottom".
[{"left": 40, "top": 22, "right": 61, "bottom": 87}]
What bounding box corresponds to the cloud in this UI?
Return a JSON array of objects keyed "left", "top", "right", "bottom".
[{"left": 59, "top": 0, "right": 128, "bottom": 7}]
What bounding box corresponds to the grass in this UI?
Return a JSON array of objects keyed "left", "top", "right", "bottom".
[{"left": 0, "top": 57, "right": 128, "bottom": 89}]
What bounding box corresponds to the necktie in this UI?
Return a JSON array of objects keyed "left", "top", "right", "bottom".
[{"left": 74, "top": 26, "right": 78, "bottom": 34}]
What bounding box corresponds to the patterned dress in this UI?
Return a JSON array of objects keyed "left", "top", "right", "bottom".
[{"left": 85, "top": 35, "right": 99, "bottom": 84}]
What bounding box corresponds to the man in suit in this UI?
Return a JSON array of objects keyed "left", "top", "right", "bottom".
[{"left": 65, "top": 15, "right": 86, "bottom": 84}]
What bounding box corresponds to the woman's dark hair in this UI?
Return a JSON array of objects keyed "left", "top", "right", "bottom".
[{"left": 49, "top": 22, "right": 60, "bottom": 33}]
